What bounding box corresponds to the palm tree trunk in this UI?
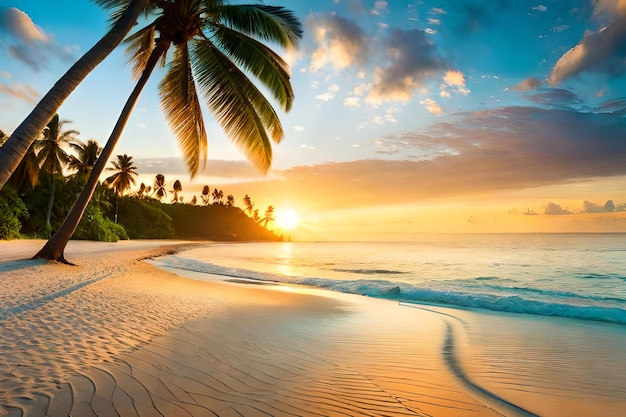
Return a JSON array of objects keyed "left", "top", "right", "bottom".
[
  {"left": 114, "top": 197, "right": 119, "bottom": 223},
  {"left": 0, "top": 0, "right": 149, "bottom": 190},
  {"left": 45, "top": 174, "right": 56, "bottom": 237},
  {"left": 35, "top": 44, "right": 165, "bottom": 263}
]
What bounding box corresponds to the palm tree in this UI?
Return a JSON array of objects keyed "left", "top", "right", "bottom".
[
  {"left": 0, "top": 129, "right": 7, "bottom": 146},
  {"left": 243, "top": 194, "right": 254, "bottom": 215},
  {"left": 152, "top": 173, "right": 167, "bottom": 201},
  {"left": 212, "top": 188, "right": 224, "bottom": 205},
  {"left": 36, "top": 1, "right": 302, "bottom": 262},
  {"left": 171, "top": 179, "right": 182, "bottom": 203},
  {"left": 104, "top": 154, "right": 138, "bottom": 222},
  {"left": 7, "top": 141, "right": 40, "bottom": 190},
  {"left": 136, "top": 182, "right": 150, "bottom": 198},
  {"left": 201, "top": 185, "right": 210, "bottom": 205},
  {"left": 262, "top": 205, "right": 275, "bottom": 227},
  {"left": 190, "top": 195, "right": 197, "bottom": 205},
  {"left": 36, "top": 114, "right": 79, "bottom": 236},
  {"left": 226, "top": 194, "right": 235, "bottom": 208},
  {"left": 252, "top": 208, "right": 260, "bottom": 223},
  {"left": 0, "top": 0, "right": 151, "bottom": 190},
  {"left": 68, "top": 139, "right": 102, "bottom": 179}
]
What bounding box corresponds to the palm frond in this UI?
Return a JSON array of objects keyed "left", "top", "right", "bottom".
[
  {"left": 212, "top": 24, "right": 294, "bottom": 111},
  {"left": 193, "top": 39, "right": 285, "bottom": 173},
  {"left": 159, "top": 45, "right": 207, "bottom": 178},
  {"left": 124, "top": 23, "right": 157, "bottom": 79},
  {"left": 217, "top": 4, "right": 303, "bottom": 48},
  {"left": 92, "top": 0, "right": 158, "bottom": 24}
]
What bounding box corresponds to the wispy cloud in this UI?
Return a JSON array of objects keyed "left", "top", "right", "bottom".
[
  {"left": 0, "top": 7, "right": 75, "bottom": 71},
  {"left": 0, "top": 82, "right": 39, "bottom": 103}
]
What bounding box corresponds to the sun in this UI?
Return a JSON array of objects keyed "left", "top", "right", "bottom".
[{"left": 274, "top": 208, "right": 300, "bottom": 231}]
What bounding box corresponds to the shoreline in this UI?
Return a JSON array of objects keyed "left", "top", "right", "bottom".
[{"left": 1, "top": 239, "right": 625, "bottom": 416}]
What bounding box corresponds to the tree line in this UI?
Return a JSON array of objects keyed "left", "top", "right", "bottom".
[{"left": 0, "top": 122, "right": 279, "bottom": 242}]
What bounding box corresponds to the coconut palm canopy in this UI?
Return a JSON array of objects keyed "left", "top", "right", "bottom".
[{"left": 125, "top": 0, "right": 302, "bottom": 176}]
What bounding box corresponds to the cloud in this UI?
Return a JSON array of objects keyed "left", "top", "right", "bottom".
[
  {"left": 420, "top": 98, "right": 442, "bottom": 114},
  {"left": 307, "top": 13, "right": 370, "bottom": 72},
  {"left": 549, "top": 0, "right": 626, "bottom": 85},
  {"left": 544, "top": 202, "right": 571, "bottom": 215},
  {"left": 367, "top": 28, "right": 446, "bottom": 103},
  {"left": 241, "top": 104, "right": 626, "bottom": 211},
  {"left": 0, "top": 7, "right": 75, "bottom": 71},
  {"left": 524, "top": 88, "right": 583, "bottom": 109},
  {"left": 370, "top": 1, "right": 388, "bottom": 16},
  {"left": 512, "top": 77, "right": 542, "bottom": 91},
  {"left": 0, "top": 82, "right": 39, "bottom": 103}
]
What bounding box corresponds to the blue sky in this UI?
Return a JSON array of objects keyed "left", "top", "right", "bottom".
[{"left": 1, "top": 0, "right": 626, "bottom": 238}]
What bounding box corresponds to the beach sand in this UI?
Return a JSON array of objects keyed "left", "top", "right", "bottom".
[{"left": 0, "top": 240, "right": 622, "bottom": 416}]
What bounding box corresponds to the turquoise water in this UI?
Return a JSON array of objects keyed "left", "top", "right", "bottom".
[
  {"left": 154, "top": 234, "right": 626, "bottom": 416},
  {"left": 157, "top": 234, "right": 626, "bottom": 324}
]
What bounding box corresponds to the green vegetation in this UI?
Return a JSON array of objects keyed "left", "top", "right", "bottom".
[{"left": 0, "top": 120, "right": 281, "bottom": 243}]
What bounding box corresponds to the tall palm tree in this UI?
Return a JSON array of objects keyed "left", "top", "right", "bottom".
[
  {"left": 104, "top": 154, "right": 138, "bottom": 222},
  {"left": 152, "top": 173, "right": 167, "bottom": 201},
  {"left": 36, "top": 114, "right": 79, "bottom": 236},
  {"left": 0, "top": 0, "right": 151, "bottom": 190},
  {"left": 171, "top": 179, "right": 183, "bottom": 203},
  {"left": 68, "top": 139, "right": 103, "bottom": 179},
  {"left": 36, "top": 0, "right": 302, "bottom": 262}
]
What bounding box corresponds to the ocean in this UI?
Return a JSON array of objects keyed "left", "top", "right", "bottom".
[
  {"left": 152, "top": 233, "right": 626, "bottom": 416},
  {"left": 154, "top": 233, "right": 626, "bottom": 324}
]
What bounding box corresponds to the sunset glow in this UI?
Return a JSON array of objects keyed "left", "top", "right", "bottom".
[{"left": 274, "top": 208, "right": 300, "bottom": 232}]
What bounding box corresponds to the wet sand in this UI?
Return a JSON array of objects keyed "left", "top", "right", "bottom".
[{"left": 1, "top": 239, "right": 623, "bottom": 416}]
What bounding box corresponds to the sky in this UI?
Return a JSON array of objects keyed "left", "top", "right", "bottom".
[{"left": 1, "top": 0, "right": 626, "bottom": 239}]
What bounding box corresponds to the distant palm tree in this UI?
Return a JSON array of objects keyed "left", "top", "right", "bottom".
[
  {"left": 0, "top": 0, "right": 150, "bottom": 190},
  {"left": 68, "top": 139, "right": 102, "bottom": 179},
  {"left": 136, "top": 182, "right": 148, "bottom": 199},
  {"left": 190, "top": 195, "right": 197, "bottom": 205},
  {"left": 36, "top": 114, "right": 79, "bottom": 236},
  {"left": 201, "top": 185, "right": 210, "bottom": 205},
  {"left": 0, "top": 129, "right": 7, "bottom": 146},
  {"left": 212, "top": 188, "right": 224, "bottom": 205},
  {"left": 35, "top": 0, "right": 302, "bottom": 262},
  {"left": 104, "top": 154, "right": 138, "bottom": 223},
  {"left": 243, "top": 194, "right": 254, "bottom": 215},
  {"left": 171, "top": 179, "right": 182, "bottom": 203},
  {"left": 226, "top": 194, "right": 235, "bottom": 208},
  {"left": 252, "top": 208, "right": 260, "bottom": 223},
  {"left": 262, "top": 205, "right": 275, "bottom": 227},
  {"left": 152, "top": 173, "right": 167, "bottom": 201}
]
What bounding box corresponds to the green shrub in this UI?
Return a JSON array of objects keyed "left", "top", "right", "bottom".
[
  {"left": 117, "top": 197, "right": 175, "bottom": 239},
  {"left": 0, "top": 188, "right": 29, "bottom": 240},
  {"left": 73, "top": 204, "right": 128, "bottom": 242}
]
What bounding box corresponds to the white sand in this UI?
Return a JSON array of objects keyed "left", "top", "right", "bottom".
[{"left": 1, "top": 239, "right": 623, "bottom": 417}]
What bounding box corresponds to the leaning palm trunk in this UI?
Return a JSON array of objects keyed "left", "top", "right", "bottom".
[
  {"left": 35, "top": 44, "right": 164, "bottom": 263},
  {"left": 0, "top": 0, "right": 149, "bottom": 190},
  {"left": 45, "top": 175, "right": 56, "bottom": 237}
]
